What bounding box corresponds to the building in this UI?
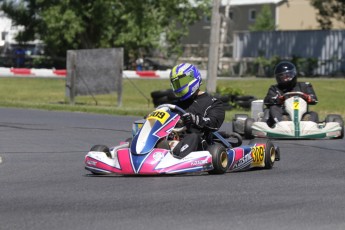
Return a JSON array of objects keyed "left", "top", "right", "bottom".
[
  {"left": 0, "top": 10, "right": 17, "bottom": 49},
  {"left": 181, "top": 0, "right": 345, "bottom": 59},
  {"left": 179, "top": 0, "right": 345, "bottom": 76}
]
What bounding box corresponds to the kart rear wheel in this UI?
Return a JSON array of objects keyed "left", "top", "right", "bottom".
[
  {"left": 334, "top": 118, "right": 344, "bottom": 139},
  {"left": 249, "top": 139, "right": 276, "bottom": 169},
  {"left": 90, "top": 145, "right": 111, "bottom": 158},
  {"left": 325, "top": 114, "right": 344, "bottom": 139},
  {"left": 208, "top": 143, "right": 229, "bottom": 174}
]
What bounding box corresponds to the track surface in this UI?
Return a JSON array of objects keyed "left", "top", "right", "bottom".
[{"left": 0, "top": 108, "right": 344, "bottom": 230}]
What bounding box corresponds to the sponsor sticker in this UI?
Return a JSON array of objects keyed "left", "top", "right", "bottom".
[
  {"left": 233, "top": 154, "right": 252, "bottom": 169},
  {"left": 86, "top": 160, "right": 97, "bottom": 166},
  {"left": 191, "top": 159, "right": 208, "bottom": 166}
]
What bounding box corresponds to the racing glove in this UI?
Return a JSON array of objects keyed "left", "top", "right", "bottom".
[
  {"left": 273, "top": 94, "right": 284, "bottom": 104},
  {"left": 182, "top": 113, "right": 200, "bottom": 127},
  {"left": 304, "top": 94, "right": 313, "bottom": 103}
]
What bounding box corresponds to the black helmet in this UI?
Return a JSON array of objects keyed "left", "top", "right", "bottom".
[{"left": 274, "top": 61, "right": 297, "bottom": 90}]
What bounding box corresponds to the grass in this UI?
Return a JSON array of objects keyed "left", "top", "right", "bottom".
[{"left": 0, "top": 77, "right": 344, "bottom": 121}]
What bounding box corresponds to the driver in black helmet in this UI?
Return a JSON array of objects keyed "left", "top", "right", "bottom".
[{"left": 264, "top": 61, "right": 318, "bottom": 125}]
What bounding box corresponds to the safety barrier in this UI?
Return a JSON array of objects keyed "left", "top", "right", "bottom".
[{"left": 0, "top": 68, "right": 208, "bottom": 79}]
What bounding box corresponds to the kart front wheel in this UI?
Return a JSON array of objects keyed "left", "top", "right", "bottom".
[
  {"left": 88, "top": 145, "right": 112, "bottom": 175},
  {"left": 249, "top": 139, "right": 276, "bottom": 169},
  {"left": 325, "top": 114, "right": 344, "bottom": 139},
  {"left": 90, "top": 145, "right": 111, "bottom": 158},
  {"left": 208, "top": 143, "right": 229, "bottom": 174}
]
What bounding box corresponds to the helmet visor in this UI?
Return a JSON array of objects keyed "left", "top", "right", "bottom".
[
  {"left": 171, "top": 74, "right": 195, "bottom": 91},
  {"left": 276, "top": 72, "right": 295, "bottom": 83}
]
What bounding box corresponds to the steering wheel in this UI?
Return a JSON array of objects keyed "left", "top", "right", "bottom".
[
  {"left": 282, "top": 91, "right": 310, "bottom": 101},
  {"left": 156, "top": 104, "right": 187, "bottom": 115},
  {"left": 156, "top": 104, "right": 187, "bottom": 132}
]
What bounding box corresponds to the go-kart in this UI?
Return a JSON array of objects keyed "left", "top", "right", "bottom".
[
  {"left": 233, "top": 92, "right": 344, "bottom": 139},
  {"left": 85, "top": 104, "right": 280, "bottom": 175}
]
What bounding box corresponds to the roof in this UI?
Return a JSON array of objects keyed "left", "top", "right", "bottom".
[{"left": 222, "top": 0, "right": 284, "bottom": 6}]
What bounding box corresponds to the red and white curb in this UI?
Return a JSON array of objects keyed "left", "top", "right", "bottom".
[
  {"left": 0, "top": 67, "right": 207, "bottom": 79},
  {"left": 0, "top": 67, "right": 66, "bottom": 78}
]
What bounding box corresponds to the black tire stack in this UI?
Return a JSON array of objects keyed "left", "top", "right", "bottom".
[
  {"left": 151, "top": 89, "right": 178, "bottom": 107},
  {"left": 212, "top": 93, "right": 233, "bottom": 111},
  {"left": 232, "top": 95, "right": 257, "bottom": 110},
  {"left": 150, "top": 89, "right": 256, "bottom": 111},
  {"left": 151, "top": 89, "right": 234, "bottom": 111}
]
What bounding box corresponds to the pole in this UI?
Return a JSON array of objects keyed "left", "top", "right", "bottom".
[
  {"left": 219, "top": 0, "right": 231, "bottom": 70},
  {"left": 206, "top": 0, "right": 221, "bottom": 94}
]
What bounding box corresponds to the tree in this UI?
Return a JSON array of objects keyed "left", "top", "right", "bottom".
[
  {"left": 249, "top": 4, "right": 275, "bottom": 31},
  {"left": 310, "top": 0, "right": 345, "bottom": 29},
  {"left": 1, "top": 0, "right": 210, "bottom": 61}
]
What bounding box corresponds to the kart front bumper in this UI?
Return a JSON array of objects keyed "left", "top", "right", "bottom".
[{"left": 252, "top": 121, "right": 342, "bottom": 139}]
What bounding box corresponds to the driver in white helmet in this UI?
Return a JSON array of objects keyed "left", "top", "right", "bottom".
[{"left": 169, "top": 63, "right": 225, "bottom": 158}]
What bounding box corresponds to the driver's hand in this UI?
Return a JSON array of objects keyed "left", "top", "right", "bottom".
[
  {"left": 304, "top": 94, "right": 313, "bottom": 103},
  {"left": 182, "top": 113, "right": 199, "bottom": 126},
  {"left": 274, "top": 95, "right": 284, "bottom": 104}
]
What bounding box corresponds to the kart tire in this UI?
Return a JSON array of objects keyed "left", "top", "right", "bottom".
[
  {"left": 233, "top": 95, "right": 256, "bottom": 101},
  {"left": 155, "top": 139, "right": 170, "bottom": 150},
  {"left": 244, "top": 118, "right": 255, "bottom": 139},
  {"left": 208, "top": 143, "right": 229, "bottom": 174},
  {"left": 89, "top": 145, "right": 112, "bottom": 175},
  {"left": 90, "top": 145, "right": 111, "bottom": 158},
  {"left": 325, "top": 114, "right": 344, "bottom": 139},
  {"left": 235, "top": 100, "right": 251, "bottom": 109},
  {"left": 309, "top": 111, "right": 319, "bottom": 123},
  {"left": 153, "top": 96, "right": 170, "bottom": 105},
  {"left": 215, "top": 95, "right": 231, "bottom": 103},
  {"left": 222, "top": 102, "right": 233, "bottom": 111},
  {"left": 249, "top": 139, "right": 276, "bottom": 169},
  {"left": 302, "top": 111, "right": 319, "bottom": 122},
  {"left": 167, "top": 90, "right": 179, "bottom": 100}
]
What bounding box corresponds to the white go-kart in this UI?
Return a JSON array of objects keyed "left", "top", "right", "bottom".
[{"left": 232, "top": 92, "right": 344, "bottom": 139}]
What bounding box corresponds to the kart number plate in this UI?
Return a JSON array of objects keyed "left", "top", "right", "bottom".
[
  {"left": 251, "top": 145, "right": 265, "bottom": 166},
  {"left": 293, "top": 101, "right": 299, "bottom": 109},
  {"left": 147, "top": 110, "right": 170, "bottom": 124}
]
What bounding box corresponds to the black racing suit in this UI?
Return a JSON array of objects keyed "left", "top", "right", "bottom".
[
  {"left": 173, "top": 92, "right": 225, "bottom": 158},
  {"left": 264, "top": 82, "right": 318, "bottom": 124}
]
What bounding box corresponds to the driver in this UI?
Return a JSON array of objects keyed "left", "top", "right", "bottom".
[
  {"left": 264, "top": 61, "right": 318, "bottom": 125},
  {"left": 169, "top": 63, "right": 225, "bottom": 158}
]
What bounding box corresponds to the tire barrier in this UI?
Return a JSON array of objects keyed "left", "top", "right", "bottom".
[
  {"left": 150, "top": 89, "right": 254, "bottom": 111},
  {"left": 151, "top": 89, "right": 179, "bottom": 107},
  {"left": 232, "top": 95, "right": 257, "bottom": 109}
]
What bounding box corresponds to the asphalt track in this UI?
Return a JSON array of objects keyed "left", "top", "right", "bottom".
[{"left": 0, "top": 108, "right": 344, "bottom": 230}]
